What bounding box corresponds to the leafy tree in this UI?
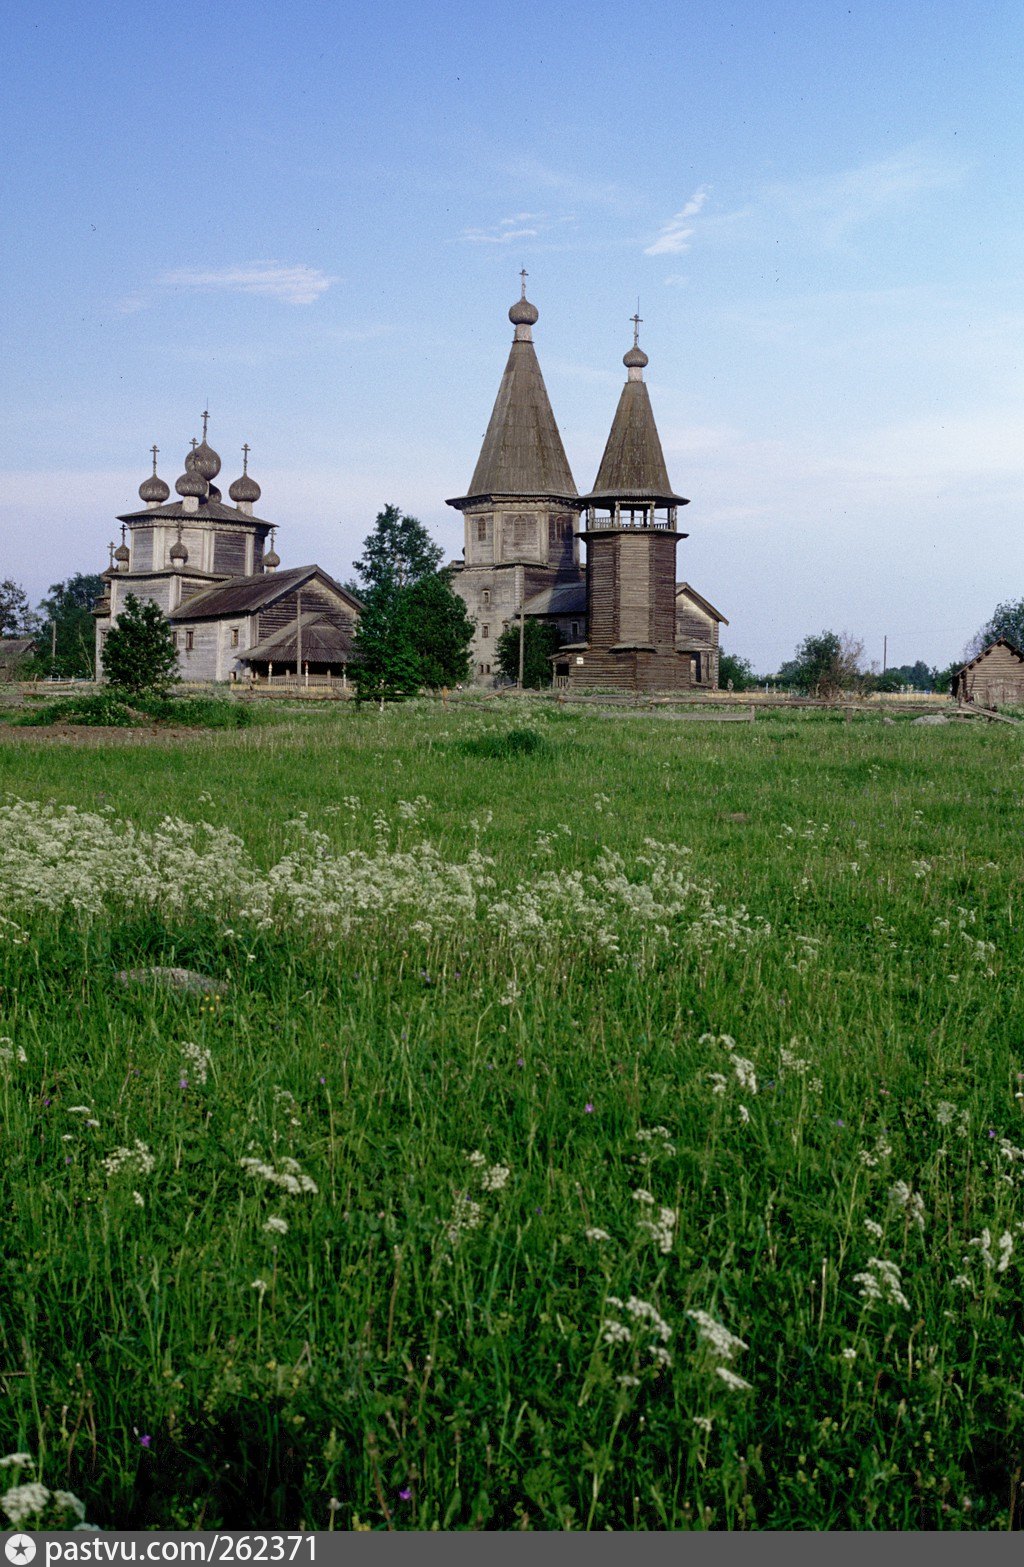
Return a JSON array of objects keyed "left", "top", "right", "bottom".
[
  {"left": 35, "top": 573, "right": 104, "bottom": 678},
  {"left": 352, "top": 504, "right": 444, "bottom": 596},
  {"left": 352, "top": 586, "right": 422, "bottom": 702},
  {"left": 0, "top": 580, "right": 39, "bottom": 638},
  {"left": 404, "top": 572, "right": 474, "bottom": 687},
  {"left": 718, "top": 651, "right": 757, "bottom": 691},
  {"left": 778, "top": 631, "right": 866, "bottom": 697},
  {"left": 101, "top": 594, "right": 179, "bottom": 695},
  {"left": 967, "top": 599, "right": 1024, "bottom": 659},
  {"left": 495, "top": 619, "right": 564, "bottom": 689}
]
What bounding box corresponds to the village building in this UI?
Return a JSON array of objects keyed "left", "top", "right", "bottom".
[
  {"left": 445, "top": 274, "right": 583, "bottom": 682},
  {"left": 951, "top": 639, "right": 1024, "bottom": 706},
  {"left": 94, "top": 417, "right": 360, "bottom": 683},
  {"left": 448, "top": 285, "right": 728, "bottom": 691},
  {"left": 0, "top": 637, "right": 38, "bottom": 681}
]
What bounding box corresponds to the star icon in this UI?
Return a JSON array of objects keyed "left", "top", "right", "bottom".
[{"left": 5, "top": 1537, "right": 37, "bottom": 1565}]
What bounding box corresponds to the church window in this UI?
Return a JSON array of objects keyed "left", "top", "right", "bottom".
[
  {"left": 171, "top": 630, "right": 178, "bottom": 649},
  {"left": 230, "top": 628, "right": 239, "bottom": 648},
  {"left": 481, "top": 589, "right": 490, "bottom": 606},
  {"left": 481, "top": 624, "right": 489, "bottom": 639},
  {"left": 484, "top": 664, "right": 491, "bottom": 675},
  {"left": 185, "top": 629, "right": 194, "bottom": 652},
  {"left": 571, "top": 621, "right": 580, "bottom": 639},
  {"left": 477, "top": 518, "right": 488, "bottom": 542}
]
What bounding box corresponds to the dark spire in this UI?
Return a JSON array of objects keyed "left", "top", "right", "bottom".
[
  {"left": 453, "top": 280, "right": 576, "bottom": 502},
  {"left": 584, "top": 321, "right": 684, "bottom": 505}
]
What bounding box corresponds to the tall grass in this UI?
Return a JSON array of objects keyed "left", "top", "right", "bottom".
[{"left": 1, "top": 703, "right": 1023, "bottom": 1529}]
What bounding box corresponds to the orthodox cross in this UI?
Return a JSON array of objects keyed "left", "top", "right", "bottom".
[
  {"left": 242, "top": 442, "right": 251, "bottom": 473},
  {"left": 150, "top": 443, "right": 159, "bottom": 473},
  {"left": 107, "top": 541, "right": 115, "bottom": 568},
  {"left": 519, "top": 267, "right": 528, "bottom": 297},
  {"left": 630, "top": 311, "right": 643, "bottom": 347},
  {"left": 201, "top": 409, "right": 210, "bottom": 440}
]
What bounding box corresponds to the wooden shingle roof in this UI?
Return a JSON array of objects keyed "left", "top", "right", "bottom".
[
  {"left": 584, "top": 380, "right": 686, "bottom": 505},
  {"left": 449, "top": 338, "right": 577, "bottom": 506}
]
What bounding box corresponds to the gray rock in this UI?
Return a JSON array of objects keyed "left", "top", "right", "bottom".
[
  {"left": 882, "top": 716, "right": 896, "bottom": 726},
  {"left": 115, "top": 966, "right": 223, "bottom": 995},
  {"left": 913, "top": 713, "right": 949, "bottom": 726}
]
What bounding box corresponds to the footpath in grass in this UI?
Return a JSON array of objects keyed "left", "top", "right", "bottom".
[{"left": 1, "top": 703, "right": 1023, "bottom": 1530}]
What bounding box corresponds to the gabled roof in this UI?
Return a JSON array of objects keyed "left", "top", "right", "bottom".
[
  {"left": 584, "top": 380, "right": 686, "bottom": 505},
  {"left": 0, "top": 637, "right": 37, "bottom": 665},
  {"left": 448, "top": 338, "right": 577, "bottom": 505},
  {"left": 676, "top": 582, "right": 729, "bottom": 624},
  {"left": 242, "top": 613, "right": 354, "bottom": 665},
  {"left": 117, "top": 498, "right": 272, "bottom": 527},
  {"left": 953, "top": 637, "right": 1024, "bottom": 676},
  {"left": 523, "top": 580, "right": 587, "bottom": 617},
  {"left": 169, "top": 565, "right": 359, "bottom": 622}
]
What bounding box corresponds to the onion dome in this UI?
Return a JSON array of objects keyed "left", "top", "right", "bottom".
[
  {"left": 139, "top": 473, "right": 170, "bottom": 503},
  {"left": 169, "top": 535, "right": 189, "bottom": 564},
  {"left": 207, "top": 483, "right": 222, "bottom": 502},
  {"left": 139, "top": 444, "right": 170, "bottom": 503},
  {"left": 230, "top": 443, "right": 261, "bottom": 503},
  {"left": 623, "top": 344, "right": 648, "bottom": 369},
  {"left": 176, "top": 467, "right": 208, "bottom": 498},
  {"left": 192, "top": 440, "right": 221, "bottom": 481},
  {"left": 113, "top": 541, "right": 130, "bottom": 565},
  {"left": 509, "top": 294, "right": 539, "bottom": 327},
  {"left": 263, "top": 546, "right": 280, "bottom": 570}
]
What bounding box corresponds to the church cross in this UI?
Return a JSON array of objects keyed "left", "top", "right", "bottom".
[
  {"left": 201, "top": 409, "right": 210, "bottom": 440},
  {"left": 190, "top": 437, "right": 198, "bottom": 452},
  {"left": 150, "top": 443, "right": 159, "bottom": 473},
  {"left": 519, "top": 267, "right": 528, "bottom": 298},
  {"left": 242, "top": 442, "right": 251, "bottom": 473},
  {"left": 630, "top": 311, "right": 643, "bottom": 347},
  {"left": 108, "top": 541, "right": 115, "bottom": 567}
]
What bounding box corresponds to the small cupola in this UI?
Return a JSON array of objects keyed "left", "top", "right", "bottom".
[
  {"left": 229, "top": 443, "right": 262, "bottom": 514},
  {"left": 138, "top": 444, "right": 170, "bottom": 506}
]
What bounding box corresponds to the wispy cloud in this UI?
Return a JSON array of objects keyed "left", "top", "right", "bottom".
[
  {"left": 644, "top": 187, "right": 710, "bottom": 256},
  {"left": 762, "top": 147, "right": 966, "bottom": 243},
  {"left": 459, "top": 219, "right": 541, "bottom": 245},
  {"left": 155, "top": 263, "right": 337, "bottom": 306}
]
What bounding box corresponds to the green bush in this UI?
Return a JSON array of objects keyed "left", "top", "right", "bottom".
[
  {"left": 459, "top": 726, "right": 551, "bottom": 759},
  {"left": 18, "top": 693, "right": 141, "bottom": 727}
]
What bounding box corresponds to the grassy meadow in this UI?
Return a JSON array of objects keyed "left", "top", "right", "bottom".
[{"left": 1, "top": 700, "right": 1023, "bottom": 1530}]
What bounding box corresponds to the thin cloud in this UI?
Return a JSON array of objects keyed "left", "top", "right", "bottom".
[
  {"left": 459, "top": 222, "right": 540, "bottom": 245},
  {"left": 156, "top": 263, "right": 337, "bottom": 306},
  {"left": 644, "top": 187, "right": 710, "bottom": 256}
]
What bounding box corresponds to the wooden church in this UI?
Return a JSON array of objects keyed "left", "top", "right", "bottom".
[{"left": 447, "top": 281, "right": 726, "bottom": 692}]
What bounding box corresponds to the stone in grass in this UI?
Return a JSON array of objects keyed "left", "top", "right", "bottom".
[
  {"left": 115, "top": 966, "right": 223, "bottom": 995},
  {"left": 912, "top": 713, "right": 949, "bottom": 726}
]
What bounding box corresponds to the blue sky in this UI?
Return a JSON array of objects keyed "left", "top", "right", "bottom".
[{"left": 2, "top": 0, "right": 1022, "bottom": 671}]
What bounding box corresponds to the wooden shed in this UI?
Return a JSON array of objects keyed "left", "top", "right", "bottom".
[{"left": 952, "top": 639, "right": 1024, "bottom": 706}]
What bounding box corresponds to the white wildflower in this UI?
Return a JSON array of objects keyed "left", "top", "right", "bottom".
[
  {"left": 864, "top": 1219, "right": 884, "bottom": 1239},
  {"left": 853, "top": 1257, "right": 910, "bottom": 1310},
  {"left": 52, "top": 1490, "right": 87, "bottom": 1522},
  {"left": 687, "top": 1310, "right": 748, "bottom": 1361},
  {"left": 263, "top": 1216, "right": 289, "bottom": 1236},
  {"left": 998, "top": 1232, "right": 1014, "bottom": 1273},
  {"left": 2, "top": 1481, "right": 51, "bottom": 1526},
  {"left": 692, "top": 1416, "right": 713, "bottom": 1433},
  {"left": 251, "top": 1278, "right": 268, "bottom": 1296},
  {"left": 632, "top": 1188, "right": 655, "bottom": 1206},
  {"left": 239, "top": 1155, "right": 317, "bottom": 1196},
  {"left": 637, "top": 1205, "right": 677, "bottom": 1255},
  {"left": 103, "top": 1140, "right": 155, "bottom": 1179},
  {"left": 585, "top": 1228, "right": 612, "bottom": 1243},
  {"left": 715, "top": 1367, "right": 753, "bottom": 1392},
  {"left": 132, "top": 1191, "right": 144, "bottom": 1208},
  {"left": 888, "top": 1181, "right": 926, "bottom": 1232},
  {"left": 738, "top": 1104, "right": 750, "bottom": 1125},
  {"left": 935, "top": 1101, "right": 956, "bottom": 1126},
  {"left": 480, "top": 1163, "right": 511, "bottom": 1192},
  {"left": 731, "top": 1056, "right": 758, "bottom": 1094},
  {"left": 603, "top": 1319, "right": 632, "bottom": 1346},
  {"left": 616, "top": 1374, "right": 640, "bottom": 1387},
  {"left": 444, "top": 1193, "right": 483, "bottom": 1245},
  {"left": 180, "top": 1041, "right": 212, "bottom": 1086},
  {"left": 840, "top": 1347, "right": 858, "bottom": 1363},
  {"left": 0, "top": 1455, "right": 33, "bottom": 1470}
]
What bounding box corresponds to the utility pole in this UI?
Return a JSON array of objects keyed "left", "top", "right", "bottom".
[
  {"left": 50, "top": 619, "right": 57, "bottom": 670},
  {"left": 296, "top": 589, "right": 303, "bottom": 681},
  {"left": 517, "top": 563, "right": 525, "bottom": 689},
  {"left": 882, "top": 635, "right": 887, "bottom": 673}
]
